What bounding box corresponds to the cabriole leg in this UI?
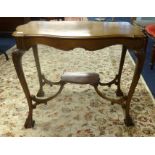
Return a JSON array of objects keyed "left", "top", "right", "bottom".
[
  {"left": 124, "top": 50, "right": 145, "bottom": 126},
  {"left": 12, "top": 49, "right": 35, "bottom": 128}
]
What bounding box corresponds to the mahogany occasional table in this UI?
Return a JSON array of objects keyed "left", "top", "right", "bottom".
[{"left": 12, "top": 21, "right": 147, "bottom": 128}]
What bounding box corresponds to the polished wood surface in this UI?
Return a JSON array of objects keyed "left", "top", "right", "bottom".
[
  {"left": 61, "top": 72, "right": 100, "bottom": 84},
  {"left": 13, "top": 21, "right": 146, "bottom": 51},
  {"left": 13, "top": 21, "right": 144, "bottom": 38}
]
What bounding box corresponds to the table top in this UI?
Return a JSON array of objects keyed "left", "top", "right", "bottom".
[{"left": 13, "top": 21, "right": 145, "bottom": 39}]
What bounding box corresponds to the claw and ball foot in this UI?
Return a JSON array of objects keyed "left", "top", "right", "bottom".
[
  {"left": 37, "top": 89, "right": 45, "bottom": 97},
  {"left": 24, "top": 117, "right": 35, "bottom": 128},
  {"left": 124, "top": 116, "right": 134, "bottom": 127},
  {"left": 115, "top": 88, "right": 124, "bottom": 97}
]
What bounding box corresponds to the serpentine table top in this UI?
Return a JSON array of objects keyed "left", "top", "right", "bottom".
[{"left": 12, "top": 21, "right": 145, "bottom": 51}]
